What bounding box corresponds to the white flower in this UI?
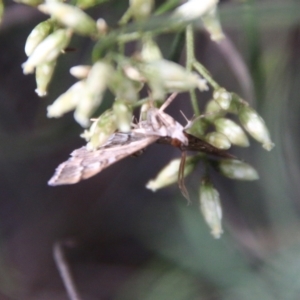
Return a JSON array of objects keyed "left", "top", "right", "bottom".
[{"left": 174, "top": 0, "right": 219, "bottom": 22}]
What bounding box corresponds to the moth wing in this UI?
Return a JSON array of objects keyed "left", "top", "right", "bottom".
[{"left": 48, "top": 133, "right": 158, "bottom": 186}]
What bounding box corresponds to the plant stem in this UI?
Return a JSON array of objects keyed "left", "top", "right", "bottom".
[
  {"left": 185, "top": 24, "right": 194, "bottom": 72},
  {"left": 189, "top": 89, "right": 200, "bottom": 116},
  {"left": 155, "top": 0, "right": 181, "bottom": 15},
  {"left": 119, "top": 7, "right": 132, "bottom": 25},
  {"left": 185, "top": 25, "right": 200, "bottom": 115},
  {"left": 193, "top": 60, "right": 220, "bottom": 89}
]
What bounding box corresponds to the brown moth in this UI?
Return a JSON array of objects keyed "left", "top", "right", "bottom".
[
  {"left": 48, "top": 93, "right": 188, "bottom": 186},
  {"left": 48, "top": 93, "right": 233, "bottom": 200}
]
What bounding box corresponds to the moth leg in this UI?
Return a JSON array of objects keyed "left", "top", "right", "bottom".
[
  {"left": 53, "top": 240, "right": 82, "bottom": 300},
  {"left": 178, "top": 151, "right": 191, "bottom": 204},
  {"left": 159, "top": 92, "right": 178, "bottom": 112}
]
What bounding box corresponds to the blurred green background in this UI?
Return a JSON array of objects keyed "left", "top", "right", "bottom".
[{"left": 0, "top": 0, "right": 300, "bottom": 299}]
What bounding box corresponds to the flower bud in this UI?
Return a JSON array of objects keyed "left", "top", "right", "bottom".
[
  {"left": 173, "top": 0, "right": 218, "bottom": 22},
  {"left": 109, "top": 72, "right": 140, "bottom": 104},
  {"left": 141, "top": 36, "right": 162, "bottom": 62},
  {"left": 113, "top": 101, "right": 132, "bottom": 133},
  {"left": 130, "top": 0, "right": 154, "bottom": 21},
  {"left": 74, "top": 62, "right": 113, "bottom": 127},
  {"left": 25, "top": 19, "right": 54, "bottom": 57},
  {"left": 96, "top": 18, "right": 108, "bottom": 35},
  {"left": 47, "top": 80, "right": 85, "bottom": 118},
  {"left": 217, "top": 159, "right": 259, "bottom": 180},
  {"left": 82, "top": 110, "right": 117, "bottom": 150},
  {"left": 38, "top": 2, "right": 97, "bottom": 36},
  {"left": 140, "top": 59, "right": 208, "bottom": 99},
  {"left": 205, "top": 132, "right": 231, "bottom": 150},
  {"left": 14, "top": 0, "right": 43, "bottom": 7},
  {"left": 76, "top": 0, "right": 106, "bottom": 9},
  {"left": 199, "top": 177, "right": 223, "bottom": 239},
  {"left": 22, "top": 29, "right": 72, "bottom": 74},
  {"left": 139, "top": 102, "right": 151, "bottom": 121},
  {"left": 35, "top": 60, "right": 56, "bottom": 97},
  {"left": 204, "top": 99, "right": 224, "bottom": 121},
  {"left": 70, "top": 65, "right": 91, "bottom": 79},
  {"left": 146, "top": 156, "right": 196, "bottom": 191},
  {"left": 123, "top": 64, "right": 145, "bottom": 82},
  {"left": 226, "top": 92, "right": 243, "bottom": 114},
  {"left": 201, "top": 6, "right": 224, "bottom": 41},
  {"left": 214, "top": 118, "right": 249, "bottom": 147},
  {"left": 213, "top": 88, "right": 232, "bottom": 110},
  {"left": 86, "top": 61, "right": 113, "bottom": 94},
  {"left": 239, "top": 106, "right": 274, "bottom": 151}
]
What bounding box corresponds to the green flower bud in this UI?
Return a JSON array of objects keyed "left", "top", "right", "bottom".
[
  {"left": 123, "top": 64, "right": 145, "bottom": 82},
  {"left": 22, "top": 29, "right": 72, "bottom": 74},
  {"left": 70, "top": 65, "right": 91, "bottom": 79},
  {"left": 146, "top": 156, "right": 196, "bottom": 191},
  {"left": 217, "top": 159, "right": 259, "bottom": 180},
  {"left": 199, "top": 177, "right": 223, "bottom": 239},
  {"left": 35, "top": 60, "right": 56, "bottom": 97},
  {"left": 76, "top": 0, "right": 107, "bottom": 10},
  {"left": 226, "top": 93, "right": 243, "bottom": 114},
  {"left": 47, "top": 81, "right": 85, "bottom": 118},
  {"left": 173, "top": 0, "right": 218, "bottom": 22},
  {"left": 141, "top": 36, "right": 162, "bottom": 62},
  {"left": 140, "top": 59, "right": 208, "bottom": 99},
  {"left": 239, "top": 106, "right": 274, "bottom": 151},
  {"left": 205, "top": 132, "right": 231, "bottom": 150},
  {"left": 204, "top": 99, "right": 225, "bottom": 122},
  {"left": 82, "top": 110, "right": 117, "bottom": 150},
  {"left": 74, "top": 62, "right": 113, "bottom": 127},
  {"left": 214, "top": 118, "right": 249, "bottom": 147},
  {"left": 38, "top": 3, "right": 97, "bottom": 36},
  {"left": 113, "top": 101, "right": 132, "bottom": 133},
  {"left": 86, "top": 61, "right": 113, "bottom": 94},
  {"left": 25, "top": 19, "right": 54, "bottom": 57},
  {"left": 130, "top": 0, "right": 154, "bottom": 21},
  {"left": 140, "top": 102, "right": 151, "bottom": 121},
  {"left": 201, "top": 6, "right": 224, "bottom": 41},
  {"left": 213, "top": 88, "right": 232, "bottom": 110},
  {"left": 109, "top": 72, "right": 140, "bottom": 104},
  {"left": 14, "top": 0, "right": 43, "bottom": 7}
]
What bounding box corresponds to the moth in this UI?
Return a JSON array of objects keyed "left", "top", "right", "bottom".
[
  {"left": 48, "top": 93, "right": 187, "bottom": 186},
  {"left": 48, "top": 93, "right": 233, "bottom": 199}
]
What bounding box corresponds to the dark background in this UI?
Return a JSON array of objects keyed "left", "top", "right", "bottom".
[{"left": 0, "top": 0, "right": 300, "bottom": 299}]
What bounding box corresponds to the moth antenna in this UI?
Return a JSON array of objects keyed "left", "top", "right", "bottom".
[
  {"left": 179, "top": 110, "right": 194, "bottom": 129},
  {"left": 178, "top": 151, "right": 191, "bottom": 204},
  {"left": 183, "top": 114, "right": 209, "bottom": 130},
  {"left": 159, "top": 92, "right": 178, "bottom": 112}
]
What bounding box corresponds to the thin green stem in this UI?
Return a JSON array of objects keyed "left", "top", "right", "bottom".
[
  {"left": 193, "top": 61, "right": 220, "bottom": 89},
  {"left": 119, "top": 7, "right": 132, "bottom": 25},
  {"left": 132, "top": 97, "right": 150, "bottom": 108},
  {"left": 185, "top": 25, "right": 200, "bottom": 116},
  {"left": 189, "top": 89, "right": 200, "bottom": 116},
  {"left": 155, "top": 0, "right": 181, "bottom": 15},
  {"left": 185, "top": 24, "right": 194, "bottom": 72}
]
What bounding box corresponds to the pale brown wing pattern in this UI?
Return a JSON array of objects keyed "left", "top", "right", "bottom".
[{"left": 48, "top": 133, "right": 158, "bottom": 186}]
